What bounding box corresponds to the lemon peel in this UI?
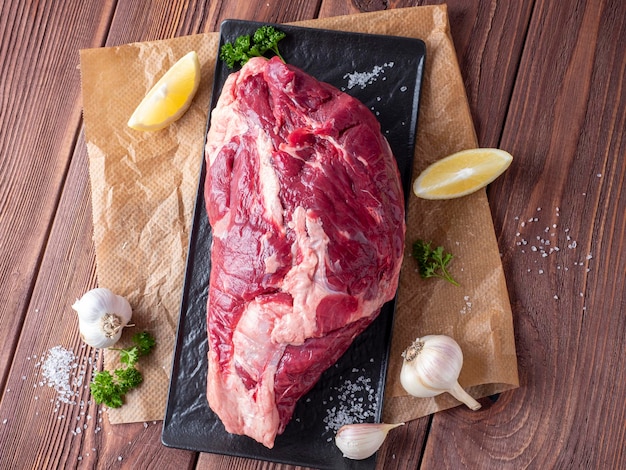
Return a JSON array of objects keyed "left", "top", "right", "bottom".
[
  {"left": 413, "top": 148, "right": 513, "bottom": 199},
  {"left": 127, "top": 51, "right": 201, "bottom": 131}
]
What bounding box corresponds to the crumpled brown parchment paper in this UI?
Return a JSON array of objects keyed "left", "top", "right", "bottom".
[{"left": 79, "top": 4, "right": 519, "bottom": 426}]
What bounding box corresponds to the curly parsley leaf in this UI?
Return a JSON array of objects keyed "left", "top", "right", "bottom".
[
  {"left": 132, "top": 331, "right": 156, "bottom": 357},
  {"left": 114, "top": 367, "right": 143, "bottom": 394},
  {"left": 118, "top": 347, "right": 139, "bottom": 367},
  {"left": 90, "top": 371, "right": 124, "bottom": 409},
  {"left": 412, "top": 240, "right": 459, "bottom": 286},
  {"left": 252, "top": 25, "right": 286, "bottom": 60},
  {"left": 90, "top": 331, "right": 156, "bottom": 408},
  {"left": 219, "top": 25, "right": 286, "bottom": 69}
]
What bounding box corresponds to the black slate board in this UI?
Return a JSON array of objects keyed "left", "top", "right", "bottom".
[{"left": 162, "top": 20, "right": 425, "bottom": 470}]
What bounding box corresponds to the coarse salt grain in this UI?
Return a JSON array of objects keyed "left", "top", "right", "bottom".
[
  {"left": 343, "top": 62, "right": 394, "bottom": 90},
  {"left": 41, "top": 346, "right": 77, "bottom": 404},
  {"left": 322, "top": 373, "right": 379, "bottom": 440}
]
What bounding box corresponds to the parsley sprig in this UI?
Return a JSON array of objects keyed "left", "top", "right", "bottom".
[
  {"left": 90, "top": 331, "right": 156, "bottom": 408},
  {"left": 412, "top": 240, "right": 459, "bottom": 286},
  {"left": 219, "top": 25, "right": 286, "bottom": 69}
]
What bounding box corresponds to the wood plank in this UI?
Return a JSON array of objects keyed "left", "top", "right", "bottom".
[
  {"left": 439, "top": 0, "right": 535, "bottom": 147},
  {"left": 0, "top": 0, "right": 116, "bottom": 392},
  {"left": 201, "top": 0, "right": 321, "bottom": 32},
  {"left": 422, "top": 0, "right": 626, "bottom": 467}
]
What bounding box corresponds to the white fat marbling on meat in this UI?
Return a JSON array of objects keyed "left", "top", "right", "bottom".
[
  {"left": 256, "top": 132, "right": 284, "bottom": 227},
  {"left": 225, "top": 300, "right": 287, "bottom": 445},
  {"left": 271, "top": 206, "right": 332, "bottom": 345}
]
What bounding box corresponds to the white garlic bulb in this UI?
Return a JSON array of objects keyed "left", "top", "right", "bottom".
[
  {"left": 72, "top": 288, "right": 132, "bottom": 348},
  {"left": 400, "top": 334, "right": 481, "bottom": 410},
  {"left": 335, "top": 422, "right": 404, "bottom": 460}
]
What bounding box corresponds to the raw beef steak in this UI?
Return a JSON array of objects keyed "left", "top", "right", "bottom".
[{"left": 204, "top": 56, "right": 405, "bottom": 448}]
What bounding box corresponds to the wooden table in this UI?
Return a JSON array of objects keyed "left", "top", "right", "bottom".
[{"left": 1, "top": 0, "right": 624, "bottom": 468}]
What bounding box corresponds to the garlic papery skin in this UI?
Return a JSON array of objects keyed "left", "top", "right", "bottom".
[
  {"left": 335, "top": 422, "right": 404, "bottom": 460},
  {"left": 400, "top": 335, "right": 481, "bottom": 411},
  {"left": 72, "top": 288, "right": 132, "bottom": 348}
]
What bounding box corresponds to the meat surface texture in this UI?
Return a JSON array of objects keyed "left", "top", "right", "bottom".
[{"left": 204, "top": 56, "right": 405, "bottom": 448}]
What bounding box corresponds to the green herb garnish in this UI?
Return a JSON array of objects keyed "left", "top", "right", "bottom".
[
  {"left": 412, "top": 240, "right": 459, "bottom": 286},
  {"left": 219, "top": 25, "right": 286, "bottom": 69},
  {"left": 90, "top": 331, "right": 156, "bottom": 408}
]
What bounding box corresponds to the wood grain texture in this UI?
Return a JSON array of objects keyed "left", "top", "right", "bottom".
[
  {"left": 422, "top": 0, "right": 626, "bottom": 468},
  {"left": 0, "top": 0, "right": 116, "bottom": 393},
  {"left": 202, "top": 0, "right": 322, "bottom": 33},
  {"left": 0, "top": 132, "right": 103, "bottom": 468},
  {"left": 2, "top": 0, "right": 625, "bottom": 469},
  {"left": 439, "top": 0, "right": 534, "bottom": 147}
]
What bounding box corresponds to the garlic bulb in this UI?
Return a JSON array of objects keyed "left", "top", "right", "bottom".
[
  {"left": 335, "top": 422, "right": 404, "bottom": 460},
  {"left": 400, "top": 335, "right": 481, "bottom": 411},
  {"left": 72, "top": 288, "right": 132, "bottom": 348}
]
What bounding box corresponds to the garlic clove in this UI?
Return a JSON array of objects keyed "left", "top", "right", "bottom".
[
  {"left": 80, "top": 326, "right": 120, "bottom": 349},
  {"left": 335, "top": 422, "right": 404, "bottom": 460},
  {"left": 449, "top": 381, "right": 482, "bottom": 411},
  {"left": 400, "top": 335, "right": 481, "bottom": 411},
  {"left": 72, "top": 288, "right": 132, "bottom": 348},
  {"left": 72, "top": 288, "right": 132, "bottom": 324}
]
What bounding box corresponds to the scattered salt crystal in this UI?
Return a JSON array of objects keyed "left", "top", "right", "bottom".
[
  {"left": 41, "top": 346, "right": 78, "bottom": 404},
  {"left": 2, "top": 419, "right": 7, "bottom": 424},
  {"left": 322, "top": 374, "right": 379, "bottom": 438},
  {"left": 343, "top": 62, "right": 394, "bottom": 89}
]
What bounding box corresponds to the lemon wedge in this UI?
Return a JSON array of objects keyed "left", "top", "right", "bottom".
[
  {"left": 127, "top": 51, "right": 201, "bottom": 131},
  {"left": 413, "top": 148, "right": 513, "bottom": 199}
]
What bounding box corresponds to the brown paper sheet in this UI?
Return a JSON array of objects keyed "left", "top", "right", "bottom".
[{"left": 79, "top": 5, "right": 518, "bottom": 426}]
